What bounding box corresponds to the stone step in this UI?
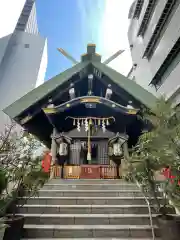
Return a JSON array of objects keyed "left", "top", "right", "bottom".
[
  {"left": 19, "top": 213, "right": 158, "bottom": 225},
  {"left": 23, "top": 224, "right": 160, "bottom": 238},
  {"left": 48, "top": 179, "right": 133, "bottom": 185},
  {"left": 43, "top": 183, "right": 139, "bottom": 190},
  {"left": 37, "top": 189, "right": 143, "bottom": 197},
  {"left": 19, "top": 196, "right": 164, "bottom": 205},
  {"left": 17, "top": 204, "right": 152, "bottom": 214},
  {"left": 22, "top": 239, "right": 161, "bottom": 240}
]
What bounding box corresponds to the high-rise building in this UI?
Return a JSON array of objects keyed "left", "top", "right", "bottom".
[
  {"left": 0, "top": 0, "right": 47, "bottom": 129},
  {"left": 128, "top": 0, "right": 180, "bottom": 106}
]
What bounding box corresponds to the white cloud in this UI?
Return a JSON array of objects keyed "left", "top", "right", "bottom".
[
  {"left": 0, "top": 0, "right": 25, "bottom": 37},
  {"left": 77, "top": 0, "right": 105, "bottom": 49},
  {"left": 101, "top": 0, "right": 134, "bottom": 76},
  {"left": 77, "top": 0, "right": 134, "bottom": 76}
]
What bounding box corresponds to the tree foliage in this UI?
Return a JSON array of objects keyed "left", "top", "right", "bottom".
[
  {"left": 130, "top": 97, "right": 180, "bottom": 212},
  {"left": 0, "top": 121, "right": 49, "bottom": 219}
]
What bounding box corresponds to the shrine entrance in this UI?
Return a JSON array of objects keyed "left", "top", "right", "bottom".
[{"left": 81, "top": 141, "right": 98, "bottom": 165}]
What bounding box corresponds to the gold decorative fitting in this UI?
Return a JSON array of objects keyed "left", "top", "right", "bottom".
[
  {"left": 87, "top": 43, "right": 96, "bottom": 46},
  {"left": 81, "top": 98, "right": 100, "bottom": 103},
  {"left": 81, "top": 53, "right": 88, "bottom": 57},
  {"left": 20, "top": 115, "right": 32, "bottom": 125},
  {"left": 128, "top": 109, "right": 137, "bottom": 115},
  {"left": 42, "top": 108, "right": 57, "bottom": 114}
]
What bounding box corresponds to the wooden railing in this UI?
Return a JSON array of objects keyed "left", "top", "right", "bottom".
[
  {"left": 50, "top": 166, "right": 80, "bottom": 179},
  {"left": 100, "top": 166, "right": 119, "bottom": 179},
  {"left": 50, "top": 165, "right": 121, "bottom": 179},
  {"left": 64, "top": 166, "right": 80, "bottom": 179}
]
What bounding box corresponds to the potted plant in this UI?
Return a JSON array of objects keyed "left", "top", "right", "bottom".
[
  {"left": 2, "top": 159, "right": 49, "bottom": 240},
  {"left": 0, "top": 122, "right": 49, "bottom": 240},
  {"left": 129, "top": 97, "right": 180, "bottom": 240}
]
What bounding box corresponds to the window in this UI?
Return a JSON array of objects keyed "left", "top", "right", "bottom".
[
  {"left": 23, "top": 6, "right": 32, "bottom": 12},
  {"left": 143, "top": 0, "right": 180, "bottom": 60},
  {"left": 16, "top": 23, "right": 25, "bottom": 27},
  {"left": 133, "top": 0, "right": 144, "bottom": 19},
  {"left": 133, "top": 63, "right": 137, "bottom": 70},
  {"left": 150, "top": 37, "right": 180, "bottom": 90},
  {"left": 137, "top": 0, "right": 158, "bottom": 37},
  {"left": 24, "top": 44, "right": 30, "bottom": 48},
  {"left": 16, "top": 23, "right": 26, "bottom": 31},
  {"left": 18, "top": 15, "right": 28, "bottom": 24},
  {"left": 21, "top": 12, "right": 29, "bottom": 17},
  {"left": 23, "top": 9, "right": 31, "bottom": 15}
]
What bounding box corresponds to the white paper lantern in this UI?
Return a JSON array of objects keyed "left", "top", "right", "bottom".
[
  {"left": 59, "top": 142, "right": 68, "bottom": 156},
  {"left": 113, "top": 143, "right": 122, "bottom": 156}
]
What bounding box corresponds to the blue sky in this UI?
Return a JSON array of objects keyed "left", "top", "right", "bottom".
[{"left": 36, "top": 0, "right": 134, "bottom": 80}]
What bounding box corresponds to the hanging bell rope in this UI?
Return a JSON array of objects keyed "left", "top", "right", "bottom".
[{"left": 87, "top": 122, "right": 91, "bottom": 161}]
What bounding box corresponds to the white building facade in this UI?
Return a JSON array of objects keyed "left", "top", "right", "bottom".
[
  {"left": 128, "top": 0, "right": 180, "bottom": 106},
  {"left": 0, "top": 0, "right": 47, "bottom": 129}
]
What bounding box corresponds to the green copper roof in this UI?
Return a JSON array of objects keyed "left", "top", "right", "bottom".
[
  {"left": 4, "top": 50, "right": 157, "bottom": 120},
  {"left": 92, "top": 62, "right": 157, "bottom": 109}
]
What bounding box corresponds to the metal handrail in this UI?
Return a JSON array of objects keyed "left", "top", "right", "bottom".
[
  {"left": 124, "top": 156, "right": 156, "bottom": 240},
  {"left": 135, "top": 180, "right": 156, "bottom": 240}
]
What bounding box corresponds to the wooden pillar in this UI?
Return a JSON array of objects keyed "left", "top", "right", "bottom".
[
  {"left": 123, "top": 142, "right": 130, "bottom": 159},
  {"left": 51, "top": 128, "right": 57, "bottom": 165},
  {"left": 121, "top": 142, "right": 130, "bottom": 178}
]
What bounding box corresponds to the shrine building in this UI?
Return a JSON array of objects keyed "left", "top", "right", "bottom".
[{"left": 3, "top": 44, "right": 157, "bottom": 179}]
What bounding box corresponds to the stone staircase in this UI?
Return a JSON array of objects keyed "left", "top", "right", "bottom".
[{"left": 18, "top": 179, "right": 161, "bottom": 239}]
